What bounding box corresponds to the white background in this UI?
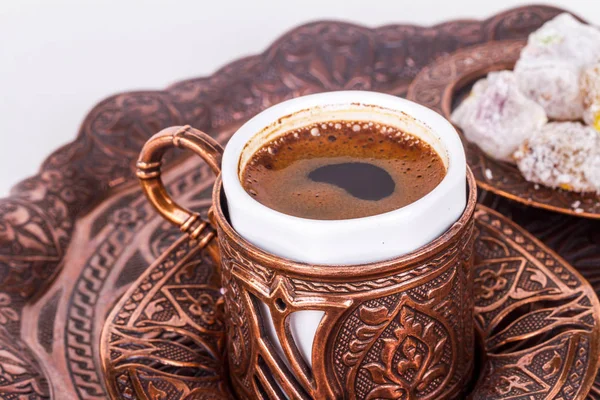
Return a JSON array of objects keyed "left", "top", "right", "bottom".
[{"left": 1, "top": 0, "right": 598, "bottom": 195}]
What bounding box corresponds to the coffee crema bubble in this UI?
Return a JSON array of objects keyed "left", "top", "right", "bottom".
[{"left": 241, "top": 121, "right": 446, "bottom": 220}]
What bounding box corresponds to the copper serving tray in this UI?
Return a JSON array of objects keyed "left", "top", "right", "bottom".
[{"left": 0, "top": 4, "right": 599, "bottom": 399}]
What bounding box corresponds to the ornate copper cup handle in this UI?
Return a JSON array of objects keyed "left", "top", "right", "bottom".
[{"left": 137, "top": 125, "right": 223, "bottom": 243}]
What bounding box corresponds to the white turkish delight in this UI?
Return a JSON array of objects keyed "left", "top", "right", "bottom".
[
  {"left": 515, "top": 60, "right": 583, "bottom": 120},
  {"left": 514, "top": 122, "right": 600, "bottom": 193},
  {"left": 451, "top": 71, "right": 547, "bottom": 163},
  {"left": 515, "top": 13, "right": 600, "bottom": 120}
]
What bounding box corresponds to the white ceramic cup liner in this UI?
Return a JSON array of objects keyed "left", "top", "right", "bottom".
[{"left": 222, "top": 90, "right": 467, "bottom": 266}]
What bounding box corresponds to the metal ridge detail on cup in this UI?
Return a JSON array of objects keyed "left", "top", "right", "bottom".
[{"left": 211, "top": 167, "right": 477, "bottom": 278}]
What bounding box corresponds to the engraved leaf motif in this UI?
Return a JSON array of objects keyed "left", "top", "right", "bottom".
[
  {"left": 309, "top": 55, "right": 335, "bottom": 88},
  {"left": 22, "top": 222, "right": 53, "bottom": 246},
  {"left": 421, "top": 322, "right": 435, "bottom": 346},
  {"left": 511, "top": 288, "right": 538, "bottom": 299},
  {"left": 397, "top": 358, "right": 421, "bottom": 377},
  {"left": 355, "top": 325, "right": 381, "bottom": 342},
  {"left": 0, "top": 349, "right": 29, "bottom": 380},
  {"left": 349, "top": 337, "right": 369, "bottom": 353},
  {"left": 0, "top": 362, "right": 28, "bottom": 377},
  {"left": 0, "top": 307, "right": 19, "bottom": 323},
  {"left": 0, "top": 349, "right": 24, "bottom": 364},
  {"left": 426, "top": 269, "right": 455, "bottom": 305},
  {"left": 403, "top": 337, "right": 418, "bottom": 360},
  {"left": 148, "top": 382, "right": 167, "bottom": 400},
  {"left": 359, "top": 305, "right": 389, "bottom": 325},
  {"left": 364, "top": 363, "right": 388, "bottom": 385},
  {"left": 144, "top": 299, "right": 165, "bottom": 319},
  {"left": 0, "top": 202, "right": 57, "bottom": 256},
  {"left": 365, "top": 384, "right": 406, "bottom": 400},
  {"left": 382, "top": 338, "right": 399, "bottom": 368},
  {"left": 400, "top": 307, "right": 422, "bottom": 337},
  {"left": 496, "top": 375, "right": 534, "bottom": 395},
  {"left": 343, "top": 352, "right": 360, "bottom": 366},
  {"left": 542, "top": 351, "right": 561, "bottom": 379},
  {"left": 397, "top": 336, "right": 423, "bottom": 377},
  {"left": 0, "top": 295, "right": 18, "bottom": 325},
  {"left": 430, "top": 336, "right": 447, "bottom": 367},
  {"left": 527, "top": 267, "right": 547, "bottom": 288},
  {"left": 418, "top": 364, "right": 447, "bottom": 391},
  {"left": 344, "top": 305, "right": 391, "bottom": 367}
]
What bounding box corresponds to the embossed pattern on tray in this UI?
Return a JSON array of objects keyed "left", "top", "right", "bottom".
[
  {"left": 1, "top": 4, "right": 599, "bottom": 399},
  {"left": 471, "top": 207, "right": 600, "bottom": 400},
  {"left": 407, "top": 40, "right": 600, "bottom": 219}
]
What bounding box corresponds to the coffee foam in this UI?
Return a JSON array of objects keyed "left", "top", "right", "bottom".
[{"left": 237, "top": 103, "right": 448, "bottom": 181}]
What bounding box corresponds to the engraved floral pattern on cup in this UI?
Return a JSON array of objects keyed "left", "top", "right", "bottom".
[{"left": 361, "top": 305, "right": 448, "bottom": 400}]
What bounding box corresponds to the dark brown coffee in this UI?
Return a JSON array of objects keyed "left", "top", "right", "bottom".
[{"left": 241, "top": 121, "right": 446, "bottom": 220}]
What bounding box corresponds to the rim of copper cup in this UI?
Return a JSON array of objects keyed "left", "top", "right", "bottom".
[{"left": 211, "top": 167, "right": 477, "bottom": 280}]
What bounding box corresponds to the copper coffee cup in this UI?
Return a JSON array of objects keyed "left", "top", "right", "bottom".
[{"left": 138, "top": 97, "right": 477, "bottom": 399}]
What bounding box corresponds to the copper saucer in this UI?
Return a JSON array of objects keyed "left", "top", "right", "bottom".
[
  {"left": 99, "top": 205, "right": 600, "bottom": 399},
  {"left": 407, "top": 40, "right": 600, "bottom": 219}
]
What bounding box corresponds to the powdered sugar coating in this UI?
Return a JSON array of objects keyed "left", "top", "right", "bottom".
[
  {"left": 514, "top": 122, "right": 600, "bottom": 193},
  {"left": 516, "top": 61, "right": 583, "bottom": 120},
  {"left": 581, "top": 63, "right": 600, "bottom": 130},
  {"left": 451, "top": 71, "right": 547, "bottom": 163},
  {"left": 514, "top": 13, "right": 600, "bottom": 120}
]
